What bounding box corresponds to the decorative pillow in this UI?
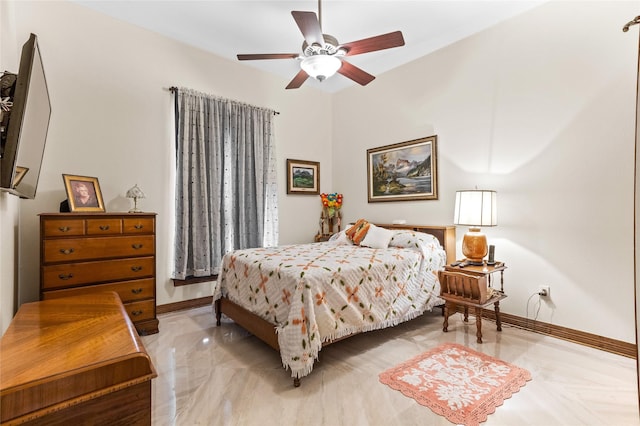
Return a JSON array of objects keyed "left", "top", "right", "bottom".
[
  {"left": 345, "top": 219, "right": 371, "bottom": 245},
  {"left": 345, "top": 219, "right": 365, "bottom": 239},
  {"left": 359, "top": 224, "right": 394, "bottom": 249},
  {"left": 345, "top": 219, "right": 365, "bottom": 238},
  {"left": 328, "top": 230, "right": 353, "bottom": 245}
]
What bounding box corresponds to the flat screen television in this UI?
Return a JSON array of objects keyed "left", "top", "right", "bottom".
[{"left": 0, "top": 33, "right": 51, "bottom": 199}]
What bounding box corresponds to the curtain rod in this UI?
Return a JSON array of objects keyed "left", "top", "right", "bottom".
[
  {"left": 623, "top": 16, "right": 640, "bottom": 32},
  {"left": 168, "top": 86, "right": 280, "bottom": 115}
]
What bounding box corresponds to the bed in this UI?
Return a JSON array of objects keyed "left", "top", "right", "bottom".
[{"left": 213, "top": 222, "right": 456, "bottom": 386}]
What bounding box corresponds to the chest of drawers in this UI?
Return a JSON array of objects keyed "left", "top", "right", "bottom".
[
  {"left": 39, "top": 212, "right": 159, "bottom": 335},
  {"left": 0, "top": 293, "right": 156, "bottom": 425}
]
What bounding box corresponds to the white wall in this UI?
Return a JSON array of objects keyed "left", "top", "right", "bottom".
[
  {"left": 0, "top": 0, "right": 20, "bottom": 335},
  {"left": 333, "top": 0, "right": 638, "bottom": 342},
  {"left": 1, "top": 0, "right": 637, "bottom": 345},
  {"left": 0, "top": 194, "right": 19, "bottom": 334},
  {"left": 1, "top": 0, "right": 332, "bottom": 323}
]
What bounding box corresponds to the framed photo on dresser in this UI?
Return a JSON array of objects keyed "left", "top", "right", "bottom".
[{"left": 62, "top": 174, "right": 105, "bottom": 212}]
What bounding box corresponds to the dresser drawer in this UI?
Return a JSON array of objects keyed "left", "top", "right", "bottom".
[
  {"left": 124, "top": 299, "right": 156, "bottom": 322},
  {"left": 43, "top": 235, "right": 155, "bottom": 263},
  {"left": 42, "top": 278, "right": 155, "bottom": 303},
  {"left": 42, "top": 257, "right": 155, "bottom": 289},
  {"left": 39, "top": 212, "right": 158, "bottom": 335},
  {"left": 42, "top": 219, "right": 86, "bottom": 237},
  {"left": 123, "top": 218, "right": 154, "bottom": 234},
  {"left": 86, "top": 218, "right": 123, "bottom": 235}
]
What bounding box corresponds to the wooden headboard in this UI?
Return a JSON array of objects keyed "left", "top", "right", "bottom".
[{"left": 375, "top": 223, "right": 456, "bottom": 265}]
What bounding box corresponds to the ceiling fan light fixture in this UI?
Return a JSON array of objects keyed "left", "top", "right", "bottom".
[
  {"left": 238, "top": 6, "right": 405, "bottom": 89},
  {"left": 300, "top": 55, "right": 341, "bottom": 81}
]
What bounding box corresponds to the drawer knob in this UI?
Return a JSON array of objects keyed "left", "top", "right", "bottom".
[
  {"left": 59, "top": 248, "right": 75, "bottom": 255},
  {"left": 58, "top": 273, "right": 74, "bottom": 280},
  {"left": 134, "top": 224, "right": 144, "bottom": 229},
  {"left": 99, "top": 225, "right": 110, "bottom": 231},
  {"left": 131, "top": 288, "right": 143, "bottom": 294},
  {"left": 131, "top": 266, "right": 143, "bottom": 272},
  {"left": 131, "top": 310, "right": 143, "bottom": 317},
  {"left": 131, "top": 244, "right": 143, "bottom": 250},
  {"left": 58, "top": 226, "right": 71, "bottom": 232}
]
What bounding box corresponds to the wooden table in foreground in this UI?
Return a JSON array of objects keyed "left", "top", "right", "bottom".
[{"left": 0, "top": 292, "right": 157, "bottom": 425}]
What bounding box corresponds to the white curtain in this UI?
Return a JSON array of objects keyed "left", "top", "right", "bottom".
[{"left": 173, "top": 88, "right": 278, "bottom": 280}]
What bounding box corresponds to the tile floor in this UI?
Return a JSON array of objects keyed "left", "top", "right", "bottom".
[{"left": 142, "top": 305, "right": 639, "bottom": 425}]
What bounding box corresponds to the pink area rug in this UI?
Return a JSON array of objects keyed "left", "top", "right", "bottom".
[{"left": 379, "top": 343, "right": 531, "bottom": 426}]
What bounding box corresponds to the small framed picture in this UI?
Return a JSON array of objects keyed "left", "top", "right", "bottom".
[
  {"left": 286, "top": 159, "right": 320, "bottom": 195},
  {"left": 12, "top": 166, "right": 28, "bottom": 188},
  {"left": 62, "top": 174, "right": 105, "bottom": 212}
]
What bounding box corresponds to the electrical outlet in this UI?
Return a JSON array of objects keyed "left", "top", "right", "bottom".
[{"left": 538, "top": 285, "right": 550, "bottom": 297}]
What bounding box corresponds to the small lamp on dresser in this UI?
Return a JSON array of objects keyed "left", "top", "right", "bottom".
[
  {"left": 126, "top": 184, "right": 146, "bottom": 213},
  {"left": 453, "top": 189, "right": 497, "bottom": 265}
]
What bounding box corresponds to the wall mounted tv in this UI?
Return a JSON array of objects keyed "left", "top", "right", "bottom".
[{"left": 0, "top": 33, "right": 51, "bottom": 199}]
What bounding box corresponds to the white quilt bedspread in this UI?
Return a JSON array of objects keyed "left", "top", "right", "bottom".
[{"left": 213, "top": 230, "right": 447, "bottom": 379}]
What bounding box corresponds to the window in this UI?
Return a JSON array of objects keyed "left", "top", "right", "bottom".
[{"left": 172, "top": 88, "right": 278, "bottom": 280}]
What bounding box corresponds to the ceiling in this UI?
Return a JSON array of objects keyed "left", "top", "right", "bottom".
[{"left": 74, "top": 1, "right": 545, "bottom": 93}]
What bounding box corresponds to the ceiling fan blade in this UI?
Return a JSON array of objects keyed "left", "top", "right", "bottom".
[
  {"left": 237, "top": 53, "right": 299, "bottom": 61},
  {"left": 286, "top": 69, "right": 309, "bottom": 90},
  {"left": 338, "top": 61, "right": 375, "bottom": 86},
  {"left": 341, "top": 31, "right": 405, "bottom": 57},
  {"left": 292, "top": 11, "right": 324, "bottom": 47}
]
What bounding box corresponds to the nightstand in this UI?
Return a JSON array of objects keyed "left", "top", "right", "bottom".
[
  {"left": 439, "top": 261, "right": 507, "bottom": 343},
  {"left": 445, "top": 262, "right": 507, "bottom": 291}
]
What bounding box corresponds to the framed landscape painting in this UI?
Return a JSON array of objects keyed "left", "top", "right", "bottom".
[
  {"left": 286, "top": 159, "right": 320, "bottom": 195},
  {"left": 367, "top": 135, "right": 438, "bottom": 202}
]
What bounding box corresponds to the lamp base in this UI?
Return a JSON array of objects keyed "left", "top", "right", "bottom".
[
  {"left": 128, "top": 197, "right": 142, "bottom": 213},
  {"left": 462, "top": 226, "right": 488, "bottom": 265}
]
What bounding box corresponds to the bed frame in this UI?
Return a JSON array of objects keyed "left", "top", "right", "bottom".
[{"left": 215, "top": 224, "right": 456, "bottom": 386}]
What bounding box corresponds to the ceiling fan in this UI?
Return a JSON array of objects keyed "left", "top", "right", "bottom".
[{"left": 237, "top": 0, "right": 405, "bottom": 89}]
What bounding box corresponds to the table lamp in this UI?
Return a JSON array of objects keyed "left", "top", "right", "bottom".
[
  {"left": 453, "top": 189, "right": 497, "bottom": 265},
  {"left": 126, "top": 184, "right": 146, "bottom": 213}
]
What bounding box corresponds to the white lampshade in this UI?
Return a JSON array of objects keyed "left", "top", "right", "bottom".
[
  {"left": 300, "top": 55, "right": 342, "bottom": 81},
  {"left": 453, "top": 190, "right": 497, "bottom": 227},
  {"left": 126, "top": 184, "right": 145, "bottom": 213},
  {"left": 126, "top": 184, "right": 146, "bottom": 200},
  {"left": 453, "top": 190, "right": 497, "bottom": 265}
]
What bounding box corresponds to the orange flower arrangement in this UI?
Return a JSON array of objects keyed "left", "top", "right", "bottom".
[{"left": 320, "top": 192, "right": 343, "bottom": 218}]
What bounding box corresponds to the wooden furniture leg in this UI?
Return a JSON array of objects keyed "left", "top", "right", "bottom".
[
  {"left": 475, "top": 306, "right": 483, "bottom": 343},
  {"left": 494, "top": 301, "right": 502, "bottom": 332},
  {"left": 443, "top": 302, "right": 451, "bottom": 332},
  {"left": 215, "top": 298, "right": 222, "bottom": 326}
]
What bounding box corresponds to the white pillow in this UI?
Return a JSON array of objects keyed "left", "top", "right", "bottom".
[
  {"left": 328, "top": 230, "right": 353, "bottom": 245},
  {"left": 359, "top": 224, "right": 394, "bottom": 249}
]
